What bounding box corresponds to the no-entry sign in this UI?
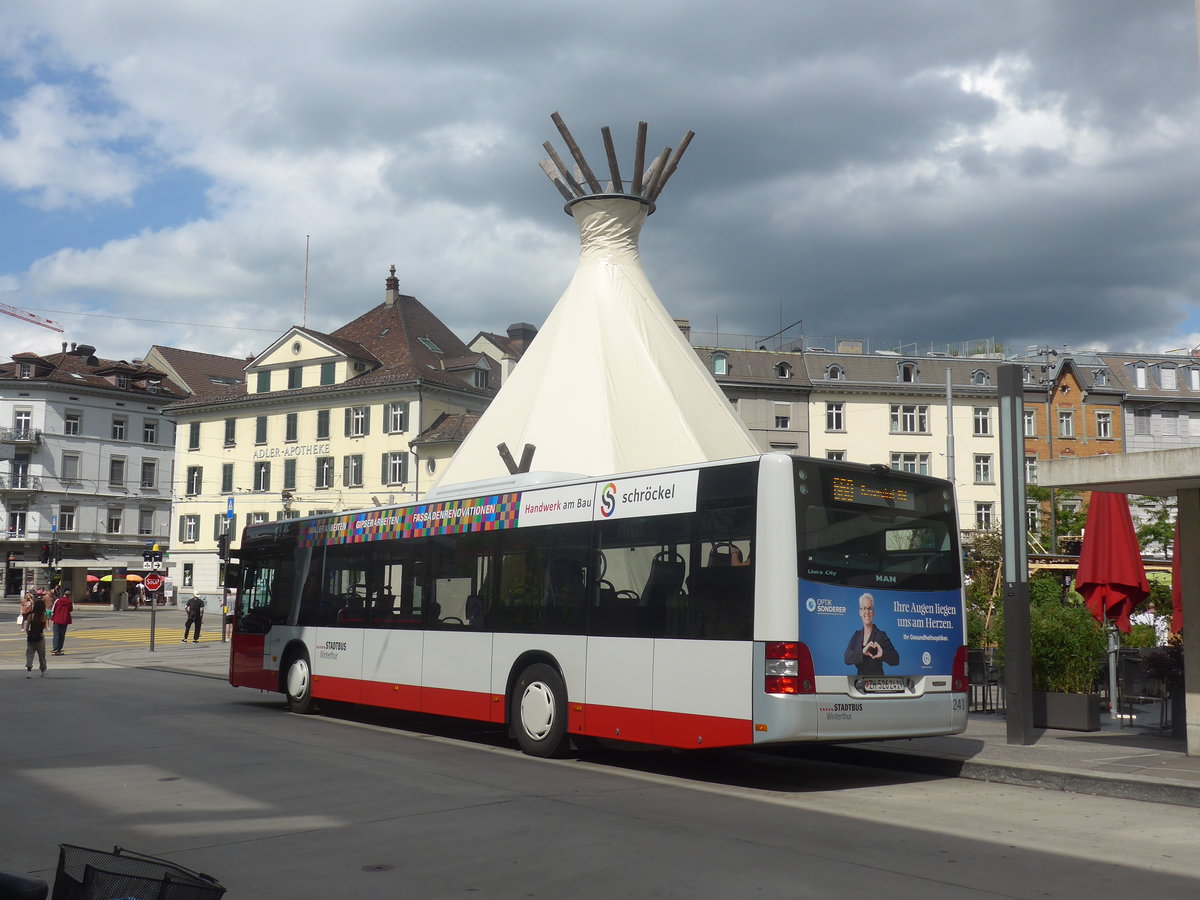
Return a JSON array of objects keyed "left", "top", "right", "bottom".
[{"left": 144, "top": 572, "right": 164, "bottom": 592}]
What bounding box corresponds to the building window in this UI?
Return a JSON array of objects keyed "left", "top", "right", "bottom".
[
  {"left": 711, "top": 353, "right": 728, "bottom": 376},
  {"left": 975, "top": 502, "right": 995, "bottom": 530},
  {"left": 345, "top": 406, "right": 370, "bottom": 437},
  {"left": 316, "top": 409, "right": 331, "bottom": 440},
  {"left": 775, "top": 362, "right": 791, "bottom": 379},
  {"left": 112, "top": 416, "right": 127, "bottom": 440},
  {"left": 255, "top": 416, "right": 268, "bottom": 444},
  {"left": 974, "top": 454, "right": 993, "bottom": 484},
  {"left": 143, "top": 419, "right": 158, "bottom": 444},
  {"left": 285, "top": 412, "right": 298, "bottom": 442},
  {"left": 64, "top": 412, "right": 81, "bottom": 436},
  {"left": 1161, "top": 366, "right": 1178, "bottom": 390},
  {"left": 1023, "top": 408, "right": 1036, "bottom": 437},
  {"left": 220, "top": 463, "right": 233, "bottom": 493},
  {"left": 116, "top": 373, "right": 130, "bottom": 389},
  {"left": 473, "top": 368, "right": 489, "bottom": 389},
  {"left": 188, "top": 421, "right": 200, "bottom": 450},
  {"left": 224, "top": 418, "right": 236, "bottom": 446},
  {"left": 7, "top": 505, "right": 27, "bottom": 537},
  {"left": 62, "top": 453, "right": 81, "bottom": 483},
  {"left": 109, "top": 457, "right": 126, "bottom": 488},
  {"left": 59, "top": 505, "right": 76, "bottom": 532},
  {"left": 973, "top": 407, "right": 992, "bottom": 436},
  {"left": 186, "top": 465, "right": 202, "bottom": 495},
  {"left": 899, "top": 363, "right": 918, "bottom": 383},
  {"left": 253, "top": 461, "right": 271, "bottom": 492},
  {"left": 1025, "top": 455, "right": 1039, "bottom": 484},
  {"left": 971, "top": 370, "right": 990, "bottom": 386},
  {"left": 249, "top": 511, "right": 269, "bottom": 525},
  {"left": 890, "top": 404, "right": 929, "bottom": 434},
  {"left": 316, "top": 456, "right": 333, "bottom": 489},
  {"left": 141, "top": 459, "right": 157, "bottom": 489},
  {"left": 1134, "top": 364, "right": 1146, "bottom": 389},
  {"left": 1026, "top": 502, "right": 1041, "bottom": 533},
  {"left": 320, "top": 362, "right": 335, "bottom": 385},
  {"left": 1096, "top": 410, "right": 1113, "bottom": 439},
  {"left": 256, "top": 371, "right": 271, "bottom": 393},
  {"left": 774, "top": 403, "right": 791, "bottom": 429},
  {"left": 283, "top": 458, "right": 297, "bottom": 491},
  {"left": 179, "top": 514, "right": 199, "bottom": 542},
  {"left": 826, "top": 450, "right": 846, "bottom": 461},
  {"left": 343, "top": 454, "right": 363, "bottom": 487},
  {"left": 890, "top": 452, "right": 930, "bottom": 475},
  {"left": 1022, "top": 366, "right": 1033, "bottom": 384},
  {"left": 825, "top": 402, "right": 845, "bottom": 432},
  {"left": 1192, "top": 368, "right": 1200, "bottom": 392},
  {"left": 288, "top": 366, "right": 303, "bottom": 389},
  {"left": 13, "top": 410, "right": 32, "bottom": 438},
  {"left": 1094, "top": 369, "right": 1108, "bottom": 387},
  {"left": 139, "top": 508, "right": 154, "bottom": 536},
  {"left": 826, "top": 365, "right": 844, "bottom": 381},
  {"left": 1058, "top": 410, "right": 1074, "bottom": 438},
  {"left": 382, "top": 451, "right": 409, "bottom": 485},
  {"left": 388, "top": 402, "right": 409, "bottom": 433},
  {"left": 18, "top": 362, "right": 31, "bottom": 379},
  {"left": 107, "top": 508, "right": 123, "bottom": 534},
  {"left": 1162, "top": 410, "right": 1178, "bottom": 436},
  {"left": 1134, "top": 409, "right": 1150, "bottom": 435},
  {"left": 182, "top": 563, "right": 194, "bottom": 587}
]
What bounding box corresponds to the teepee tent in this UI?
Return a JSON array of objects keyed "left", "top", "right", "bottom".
[{"left": 430, "top": 114, "right": 757, "bottom": 491}]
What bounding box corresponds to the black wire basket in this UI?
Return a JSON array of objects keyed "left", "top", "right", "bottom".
[{"left": 52, "top": 845, "right": 225, "bottom": 900}]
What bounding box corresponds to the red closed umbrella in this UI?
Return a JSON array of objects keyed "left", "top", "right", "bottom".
[
  {"left": 1077, "top": 492, "right": 1149, "bottom": 634},
  {"left": 1171, "top": 519, "right": 1183, "bottom": 635}
]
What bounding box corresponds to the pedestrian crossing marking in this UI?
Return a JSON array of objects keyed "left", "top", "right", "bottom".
[{"left": 71, "top": 628, "right": 221, "bottom": 643}]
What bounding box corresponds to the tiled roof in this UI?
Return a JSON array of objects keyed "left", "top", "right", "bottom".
[
  {"left": 0, "top": 348, "right": 188, "bottom": 400},
  {"left": 412, "top": 412, "right": 481, "bottom": 445},
  {"left": 146, "top": 346, "right": 249, "bottom": 399}
]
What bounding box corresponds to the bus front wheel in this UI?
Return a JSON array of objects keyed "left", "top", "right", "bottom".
[
  {"left": 511, "top": 663, "right": 568, "bottom": 758},
  {"left": 284, "top": 651, "right": 315, "bottom": 714}
]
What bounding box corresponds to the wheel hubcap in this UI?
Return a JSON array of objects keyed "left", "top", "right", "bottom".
[
  {"left": 287, "top": 659, "right": 309, "bottom": 700},
  {"left": 520, "top": 681, "right": 555, "bottom": 741}
]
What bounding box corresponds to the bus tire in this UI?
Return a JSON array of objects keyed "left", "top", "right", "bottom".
[
  {"left": 284, "top": 651, "right": 315, "bottom": 714},
  {"left": 511, "top": 663, "right": 568, "bottom": 758}
]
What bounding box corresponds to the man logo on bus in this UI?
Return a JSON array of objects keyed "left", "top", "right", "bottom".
[{"left": 600, "top": 483, "right": 617, "bottom": 518}]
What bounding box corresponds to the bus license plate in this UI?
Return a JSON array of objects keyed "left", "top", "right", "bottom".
[{"left": 862, "top": 678, "right": 905, "bottom": 693}]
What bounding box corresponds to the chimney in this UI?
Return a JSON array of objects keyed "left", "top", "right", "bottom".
[
  {"left": 62, "top": 342, "right": 67, "bottom": 353},
  {"left": 385, "top": 265, "right": 400, "bottom": 308},
  {"left": 505, "top": 322, "right": 538, "bottom": 350},
  {"left": 674, "top": 318, "right": 691, "bottom": 343}
]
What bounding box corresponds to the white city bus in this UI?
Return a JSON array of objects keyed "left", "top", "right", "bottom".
[{"left": 229, "top": 453, "right": 968, "bottom": 756}]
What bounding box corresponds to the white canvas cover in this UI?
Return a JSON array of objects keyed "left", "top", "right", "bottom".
[{"left": 431, "top": 195, "right": 757, "bottom": 490}]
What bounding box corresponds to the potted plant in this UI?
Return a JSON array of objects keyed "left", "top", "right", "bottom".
[{"left": 1029, "top": 601, "right": 1107, "bottom": 731}]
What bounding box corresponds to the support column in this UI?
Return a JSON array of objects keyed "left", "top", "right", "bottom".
[{"left": 1179, "top": 487, "right": 1200, "bottom": 755}]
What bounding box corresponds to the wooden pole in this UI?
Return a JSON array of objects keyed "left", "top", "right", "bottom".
[
  {"left": 649, "top": 130, "right": 695, "bottom": 200},
  {"left": 631, "top": 122, "right": 648, "bottom": 195},
  {"left": 601, "top": 126, "right": 623, "bottom": 193},
  {"left": 551, "top": 112, "right": 603, "bottom": 194},
  {"left": 642, "top": 146, "right": 672, "bottom": 200},
  {"left": 541, "top": 141, "right": 584, "bottom": 197},
  {"left": 538, "top": 159, "right": 577, "bottom": 202}
]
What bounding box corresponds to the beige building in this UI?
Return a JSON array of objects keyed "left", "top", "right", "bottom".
[{"left": 164, "top": 269, "right": 496, "bottom": 594}]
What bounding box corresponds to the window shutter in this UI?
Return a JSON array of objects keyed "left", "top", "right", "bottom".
[
  {"left": 343, "top": 455, "right": 351, "bottom": 484},
  {"left": 401, "top": 402, "right": 410, "bottom": 432},
  {"left": 363, "top": 406, "right": 371, "bottom": 436},
  {"left": 344, "top": 408, "right": 352, "bottom": 436},
  {"left": 213, "top": 514, "right": 222, "bottom": 540},
  {"left": 381, "top": 453, "right": 390, "bottom": 485},
  {"left": 400, "top": 452, "right": 409, "bottom": 484},
  {"left": 178, "top": 516, "right": 186, "bottom": 542}
]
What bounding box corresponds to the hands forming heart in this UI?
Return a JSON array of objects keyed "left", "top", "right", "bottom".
[{"left": 864, "top": 641, "right": 883, "bottom": 660}]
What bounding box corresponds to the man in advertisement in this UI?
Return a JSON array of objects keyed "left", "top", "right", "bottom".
[{"left": 843, "top": 592, "right": 899, "bottom": 676}]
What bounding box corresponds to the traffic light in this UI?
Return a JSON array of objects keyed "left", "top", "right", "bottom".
[
  {"left": 54, "top": 542, "right": 64, "bottom": 565},
  {"left": 152, "top": 549, "right": 163, "bottom": 564},
  {"left": 217, "top": 533, "right": 229, "bottom": 561},
  {"left": 40, "top": 543, "right": 51, "bottom": 565},
  {"left": 143, "top": 549, "right": 152, "bottom": 567}
]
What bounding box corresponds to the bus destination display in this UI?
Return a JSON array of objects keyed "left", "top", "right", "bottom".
[{"left": 829, "top": 475, "right": 916, "bottom": 510}]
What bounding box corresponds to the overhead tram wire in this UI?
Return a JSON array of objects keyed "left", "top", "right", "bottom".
[{"left": 26, "top": 307, "right": 281, "bottom": 333}]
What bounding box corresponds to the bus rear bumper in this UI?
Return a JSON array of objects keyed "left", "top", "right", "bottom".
[{"left": 751, "top": 691, "right": 968, "bottom": 745}]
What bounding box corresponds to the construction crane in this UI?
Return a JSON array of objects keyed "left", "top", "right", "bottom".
[{"left": 0, "top": 300, "right": 64, "bottom": 333}]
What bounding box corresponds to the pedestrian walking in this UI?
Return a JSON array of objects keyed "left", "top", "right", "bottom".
[
  {"left": 183, "top": 594, "right": 205, "bottom": 643},
  {"left": 25, "top": 597, "right": 48, "bottom": 677},
  {"left": 50, "top": 590, "right": 74, "bottom": 655},
  {"left": 18, "top": 591, "right": 34, "bottom": 632}
]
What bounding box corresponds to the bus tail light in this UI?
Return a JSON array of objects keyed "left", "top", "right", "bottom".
[
  {"left": 764, "top": 641, "right": 815, "bottom": 695},
  {"left": 951, "top": 645, "right": 969, "bottom": 693}
]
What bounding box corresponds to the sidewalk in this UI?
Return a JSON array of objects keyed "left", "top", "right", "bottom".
[{"left": 97, "top": 639, "right": 1200, "bottom": 808}]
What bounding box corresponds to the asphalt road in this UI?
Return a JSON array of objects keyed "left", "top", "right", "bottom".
[{"left": 2, "top": 652, "right": 1199, "bottom": 898}]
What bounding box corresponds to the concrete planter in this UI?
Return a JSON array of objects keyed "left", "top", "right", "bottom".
[{"left": 1032, "top": 691, "right": 1101, "bottom": 732}]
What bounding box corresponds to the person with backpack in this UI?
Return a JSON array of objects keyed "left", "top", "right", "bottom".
[
  {"left": 25, "top": 597, "right": 48, "bottom": 677},
  {"left": 183, "top": 595, "right": 205, "bottom": 643}
]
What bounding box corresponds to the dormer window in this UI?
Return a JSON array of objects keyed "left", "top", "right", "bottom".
[
  {"left": 116, "top": 374, "right": 130, "bottom": 389},
  {"left": 1191, "top": 368, "right": 1200, "bottom": 391},
  {"left": 1134, "top": 363, "right": 1146, "bottom": 389},
  {"left": 1160, "top": 366, "right": 1178, "bottom": 390},
  {"left": 775, "top": 362, "right": 792, "bottom": 379},
  {"left": 18, "top": 363, "right": 31, "bottom": 379},
  {"left": 826, "top": 364, "right": 844, "bottom": 381},
  {"left": 899, "top": 363, "right": 918, "bottom": 383},
  {"left": 473, "top": 368, "right": 489, "bottom": 389},
  {"left": 1022, "top": 366, "right": 1033, "bottom": 384},
  {"left": 711, "top": 353, "right": 728, "bottom": 376},
  {"left": 1093, "top": 369, "right": 1108, "bottom": 387},
  {"left": 147, "top": 379, "right": 161, "bottom": 392},
  {"left": 970, "top": 370, "right": 990, "bottom": 386}
]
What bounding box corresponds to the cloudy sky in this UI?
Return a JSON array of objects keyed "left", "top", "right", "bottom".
[{"left": 1, "top": 1, "right": 1197, "bottom": 364}]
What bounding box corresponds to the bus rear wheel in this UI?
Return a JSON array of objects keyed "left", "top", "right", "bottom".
[
  {"left": 511, "top": 663, "right": 568, "bottom": 758},
  {"left": 284, "top": 651, "right": 315, "bottom": 714}
]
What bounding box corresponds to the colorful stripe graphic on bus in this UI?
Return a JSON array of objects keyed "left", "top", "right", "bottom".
[
  {"left": 298, "top": 492, "right": 521, "bottom": 547},
  {"left": 798, "top": 580, "right": 963, "bottom": 676}
]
